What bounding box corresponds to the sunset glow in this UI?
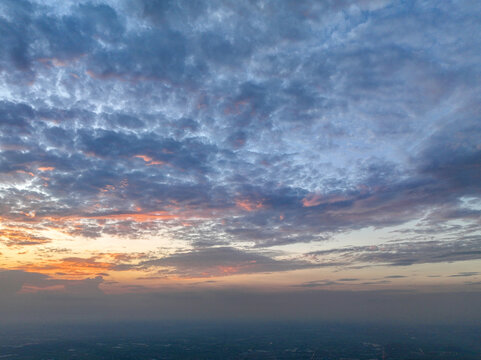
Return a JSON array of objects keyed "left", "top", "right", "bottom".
[{"left": 0, "top": 0, "right": 480, "bottom": 328}]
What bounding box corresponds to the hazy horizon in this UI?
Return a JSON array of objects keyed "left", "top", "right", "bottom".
[{"left": 0, "top": 0, "right": 480, "bottom": 337}]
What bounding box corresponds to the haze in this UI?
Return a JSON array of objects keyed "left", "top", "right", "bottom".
[{"left": 0, "top": 0, "right": 480, "bottom": 327}]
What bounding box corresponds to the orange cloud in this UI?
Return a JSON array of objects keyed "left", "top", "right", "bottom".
[
  {"left": 134, "top": 154, "right": 153, "bottom": 162},
  {"left": 22, "top": 211, "right": 36, "bottom": 218},
  {"left": 41, "top": 211, "right": 178, "bottom": 224},
  {"left": 195, "top": 261, "right": 259, "bottom": 278},
  {"left": 38, "top": 166, "right": 55, "bottom": 172},
  {"left": 20, "top": 257, "right": 114, "bottom": 278},
  {"left": 134, "top": 155, "right": 165, "bottom": 166},
  {"left": 302, "top": 193, "right": 322, "bottom": 207},
  {"left": 217, "top": 266, "right": 239, "bottom": 274},
  {"left": 0, "top": 205, "right": 217, "bottom": 232},
  {"left": 86, "top": 211, "right": 177, "bottom": 222},
  {"left": 0, "top": 229, "right": 50, "bottom": 247},
  {"left": 100, "top": 184, "right": 116, "bottom": 192},
  {"left": 235, "top": 199, "right": 265, "bottom": 212}
]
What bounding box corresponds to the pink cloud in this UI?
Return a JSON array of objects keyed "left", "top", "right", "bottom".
[{"left": 302, "top": 193, "right": 322, "bottom": 207}]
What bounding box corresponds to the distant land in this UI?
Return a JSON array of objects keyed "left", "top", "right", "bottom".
[{"left": 0, "top": 321, "right": 480, "bottom": 359}]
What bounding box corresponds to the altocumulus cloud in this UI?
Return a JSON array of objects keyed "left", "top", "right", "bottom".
[{"left": 0, "top": 0, "right": 480, "bottom": 279}]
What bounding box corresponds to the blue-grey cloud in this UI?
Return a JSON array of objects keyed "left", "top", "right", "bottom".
[
  {"left": 132, "top": 247, "right": 320, "bottom": 278},
  {"left": 0, "top": 0, "right": 479, "bottom": 274},
  {"left": 0, "top": 269, "right": 104, "bottom": 296},
  {"left": 307, "top": 237, "right": 481, "bottom": 267}
]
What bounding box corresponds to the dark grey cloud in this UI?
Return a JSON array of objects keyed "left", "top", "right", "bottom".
[
  {"left": 0, "top": 269, "right": 104, "bottom": 296},
  {"left": 307, "top": 237, "right": 481, "bottom": 267},
  {"left": 361, "top": 280, "right": 392, "bottom": 285},
  {"left": 295, "top": 280, "right": 341, "bottom": 288},
  {"left": 135, "top": 247, "right": 318, "bottom": 278},
  {"left": 338, "top": 278, "right": 360, "bottom": 282},
  {"left": 449, "top": 272, "right": 479, "bottom": 278}
]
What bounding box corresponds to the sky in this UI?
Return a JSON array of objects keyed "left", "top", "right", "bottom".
[{"left": 0, "top": 0, "right": 480, "bottom": 324}]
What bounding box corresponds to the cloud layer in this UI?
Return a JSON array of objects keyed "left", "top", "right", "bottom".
[{"left": 0, "top": 0, "right": 480, "bottom": 286}]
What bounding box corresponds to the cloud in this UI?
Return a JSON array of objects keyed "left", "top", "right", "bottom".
[
  {"left": 338, "top": 278, "right": 360, "bottom": 282},
  {"left": 295, "top": 280, "right": 341, "bottom": 288},
  {"left": 0, "top": 0, "right": 479, "bottom": 282},
  {"left": 136, "top": 247, "right": 318, "bottom": 278},
  {"left": 0, "top": 269, "right": 104, "bottom": 296},
  {"left": 307, "top": 237, "right": 481, "bottom": 267},
  {"left": 302, "top": 193, "right": 322, "bottom": 207},
  {"left": 449, "top": 272, "right": 479, "bottom": 278}
]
